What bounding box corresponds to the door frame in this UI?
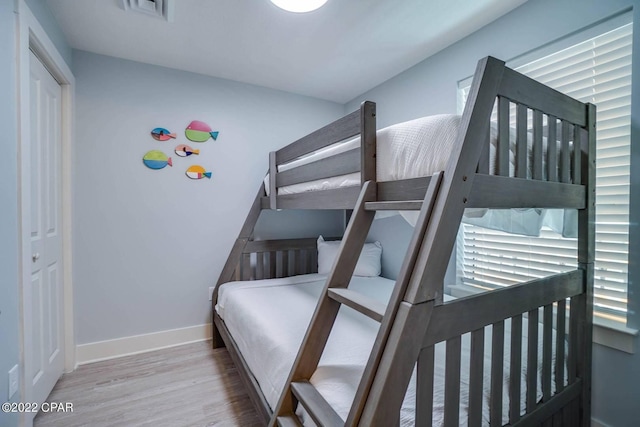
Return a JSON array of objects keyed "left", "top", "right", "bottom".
[{"left": 16, "top": 0, "right": 76, "bottom": 406}]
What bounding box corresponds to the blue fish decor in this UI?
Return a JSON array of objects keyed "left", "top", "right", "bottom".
[{"left": 143, "top": 150, "right": 173, "bottom": 169}]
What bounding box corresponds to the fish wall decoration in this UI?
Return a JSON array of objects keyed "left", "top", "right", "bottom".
[
  {"left": 186, "top": 165, "right": 212, "bottom": 179},
  {"left": 151, "top": 127, "right": 177, "bottom": 141},
  {"left": 143, "top": 150, "right": 173, "bottom": 169},
  {"left": 185, "top": 120, "right": 219, "bottom": 143},
  {"left": 175, "top": 144, "right": 200, "bottom": 157}
]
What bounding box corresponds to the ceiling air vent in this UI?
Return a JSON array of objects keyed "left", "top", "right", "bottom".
[{"left": 120, "top": 0, "right": 175, "bottom": 23}]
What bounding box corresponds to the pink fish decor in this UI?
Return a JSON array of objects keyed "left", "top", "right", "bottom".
[
  {"left": 185, "top": 120, "right": 219, "bottom": 142},
  {"left": 175, "top": 144, "right": 200, "bottom": 157}
]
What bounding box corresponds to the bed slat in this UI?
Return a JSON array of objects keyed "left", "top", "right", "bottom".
[
  {"left": 490, "top": 320, "right": 505, "bottom": 426},
  {"left": 444, "top": 336, "right": 462, "bottom": 426},
  {"left": 573, "top": 126, "right": 584, "bottom": 185},
  {"left": 561, "top": 121, "right": 572, "bottom": 183},
  {"left": 274, "top": 252, "right": 281, "bottom": 278},
  {"left": 294, "top": 250, "right": 303, "bottom": 275},
  {"left": 547, "top": 117, "right": 558, "bottom": 182},
  {"left": 270, "top": 251, "right": 277, "bottom": 279},
  {"left": 533, "top": 110, "right": 543, "bottom": 180},
  {"left": 256, "top": 252, "right": 264, "bottom": 280},
  {"left": 497, "top": 96, "right": 510, "bottom": 176},
  {"left": 281, "top": 251, "right": 288, "bottom": 278},
  {"left": 416, "top": 346, "right": 434, "bottom": 427},
  {"left": 468, "top": 174, "right": 585, "bottom": 210},
  {"left": 264, "top": 186, "right": 361, "bottom": 210},
  {"left": 526, "top": 308, "right": 539, "bottom": 412},
  {"left": 542, "top": 304, "right": 553, "bottom": 401},
  {"left": 555, "top": 299, "right": 566, "bottom": 393},
  {"left": 568, "top": 297, "right": 578, "bottom": 385},
  {"left": 306, "top": 250, "right": 314, "bottom": 274},
  {"left": 269, "top": 151, "right": 277, "bottom": 209},
  {"left": 242, "top": 253, "right": 251, "bottom": 280},
  {"left": 377, "top": 176, "right": 431, "bottom": 201},
  {"left": 468, "top": 328, "right": 484, "bottom": 427},
  {"left": 276, "top": 148, "right": 361, "bottom": 188},
  {"left": 244, "top": 238, "right": 317, "bottom": 253},
  {"left": 516, "top": 104, "right": 528, "bottom": 178},
  {"left": 276, "top": 109, "right": 360, "bottom": 164},
  {"left": 509, "top": 314, "right": 523, "bottom": 423}
]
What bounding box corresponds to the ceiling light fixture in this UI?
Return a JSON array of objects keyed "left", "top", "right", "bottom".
[{"left": 270, "top": 0, "right": 328, "bottom": 13}]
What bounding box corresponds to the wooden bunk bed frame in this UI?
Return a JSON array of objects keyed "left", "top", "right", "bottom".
[{"left": 212, "top": 56, "right": 595, "bottom": 426}]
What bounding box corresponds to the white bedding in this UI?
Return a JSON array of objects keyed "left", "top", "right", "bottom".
[
  {"left": 216, "top": 274, "right": 556, "bottom": 426},
  {"left": 265, "top": 114, "right": 575, "bottom": 237},
  {"left": 265, "top": 114, "right": 461, "bottom": 197}
]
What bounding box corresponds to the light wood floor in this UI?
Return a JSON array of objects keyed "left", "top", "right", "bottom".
[{"left": 34, "top": 341, "right": 262, "bottom": 427}]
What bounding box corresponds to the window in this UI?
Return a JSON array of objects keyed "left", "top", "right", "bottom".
[{"left": 457, "top": 21, "right": 633, "bottom": 329}]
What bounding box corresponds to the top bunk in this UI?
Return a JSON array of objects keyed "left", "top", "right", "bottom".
[{"left": 264, "top": 56, "right": 594, "bottom": 213}]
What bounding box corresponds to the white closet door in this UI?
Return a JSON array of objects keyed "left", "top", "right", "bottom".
[{"left": 25, "top": 49, "right": 64, "bottom": 415}]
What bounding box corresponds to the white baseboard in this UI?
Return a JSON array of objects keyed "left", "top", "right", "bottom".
[
  {"left": 592, "top": 418, "right": 610, "bottom": 427},
  {"left": 75, "top": 323, "right": 212, "bottom": 366}
]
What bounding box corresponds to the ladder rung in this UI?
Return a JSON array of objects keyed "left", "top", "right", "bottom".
[
  {"left": 276, "top": 415, "right": 302, "bottom": 427},
  {"left": 365, "top": 200, "right": 423, "bottom": 210},
  {"left": 328, "top": 288, "right": 386, "bottom": 322},
  {"left": 291, "top": 381, "right": 343, "bottom": 426}
]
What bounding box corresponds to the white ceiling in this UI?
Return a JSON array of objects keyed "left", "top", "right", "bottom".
[{"left": 47, "top": 0, "right": 527, "bottom": 103}]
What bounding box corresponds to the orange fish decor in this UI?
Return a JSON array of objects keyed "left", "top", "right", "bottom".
[{"left": 186, "top": 165, "right": 212, "bottom": 179}]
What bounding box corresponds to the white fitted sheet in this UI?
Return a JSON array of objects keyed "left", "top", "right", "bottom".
[{"left": 216, "top": 274, "right": 556, "bottom": 426}]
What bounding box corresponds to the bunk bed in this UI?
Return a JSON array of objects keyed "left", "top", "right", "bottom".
[{"left": 211, "top": 56, "right": 595, "bottom": 426}]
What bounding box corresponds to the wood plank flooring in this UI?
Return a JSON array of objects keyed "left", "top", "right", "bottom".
[{"left": 34, "top": 341, "right": 262, "bottom": 427}]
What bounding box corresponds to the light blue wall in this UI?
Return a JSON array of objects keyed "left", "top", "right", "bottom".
[
  {"left": 346, "top": 0, "right": 639, "bottom": 425},
  {"left": 24, "top": 0, "right": 72, "bottom": 67},
  {"left": 0, "top": 2, "right": 20, "bottom": 426},
  {"left": 72, "top": 50, "right": 345, "bottom": 344}
]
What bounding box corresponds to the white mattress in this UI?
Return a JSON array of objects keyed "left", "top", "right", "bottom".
[
  {"left": 265, "top": 114, "right": 575, "bottom": 237},
  {"left": 216, "top": 274, "right": 556, "bottom": 425},
  {"left": 265, "top": 114, "right": 461, "bottom": 196}
]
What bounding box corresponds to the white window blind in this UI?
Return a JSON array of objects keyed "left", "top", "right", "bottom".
[{"left": 457, "top": 22, "right": 632, "bottom": 326}]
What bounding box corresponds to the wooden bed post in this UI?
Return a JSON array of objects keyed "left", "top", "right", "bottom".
[
  {"left": 360, "top": 101, "right": 377, "bottom": 188},
  {"left": 269, "top": 152, "right": 277, "bottom": 210},
  {"left": 212, "top": 183, "right": 265, "bottom": 348},
  {"left": 577, "top": 103, "right": 596, "bottom": 425}
]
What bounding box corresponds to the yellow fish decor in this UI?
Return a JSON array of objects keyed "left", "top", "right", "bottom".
[
  {"left": 185, "top": 120, "right": 219, "bottom": 143},
  {"left": 186, "top": 165, "right": 212, "bottom": 180},
  {"left": 143, "top": 150, "right": 173, "bottom": 169}
]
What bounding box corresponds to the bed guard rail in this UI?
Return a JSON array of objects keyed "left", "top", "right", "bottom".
[{"left": 268, "top": 101, "right": 376, "bottom": 209}]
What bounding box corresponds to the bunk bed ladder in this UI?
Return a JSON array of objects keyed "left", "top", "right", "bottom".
[{"left": 269, "top": 173, "right": 444, "bottom": 427}]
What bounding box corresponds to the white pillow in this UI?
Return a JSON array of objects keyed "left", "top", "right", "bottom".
[{"left": 317, "top": 236, "right": 382, "bottom": 277}]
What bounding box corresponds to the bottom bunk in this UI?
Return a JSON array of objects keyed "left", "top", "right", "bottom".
[{"left": 214, "top": 267, "right": 580, "bottom": 426}]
